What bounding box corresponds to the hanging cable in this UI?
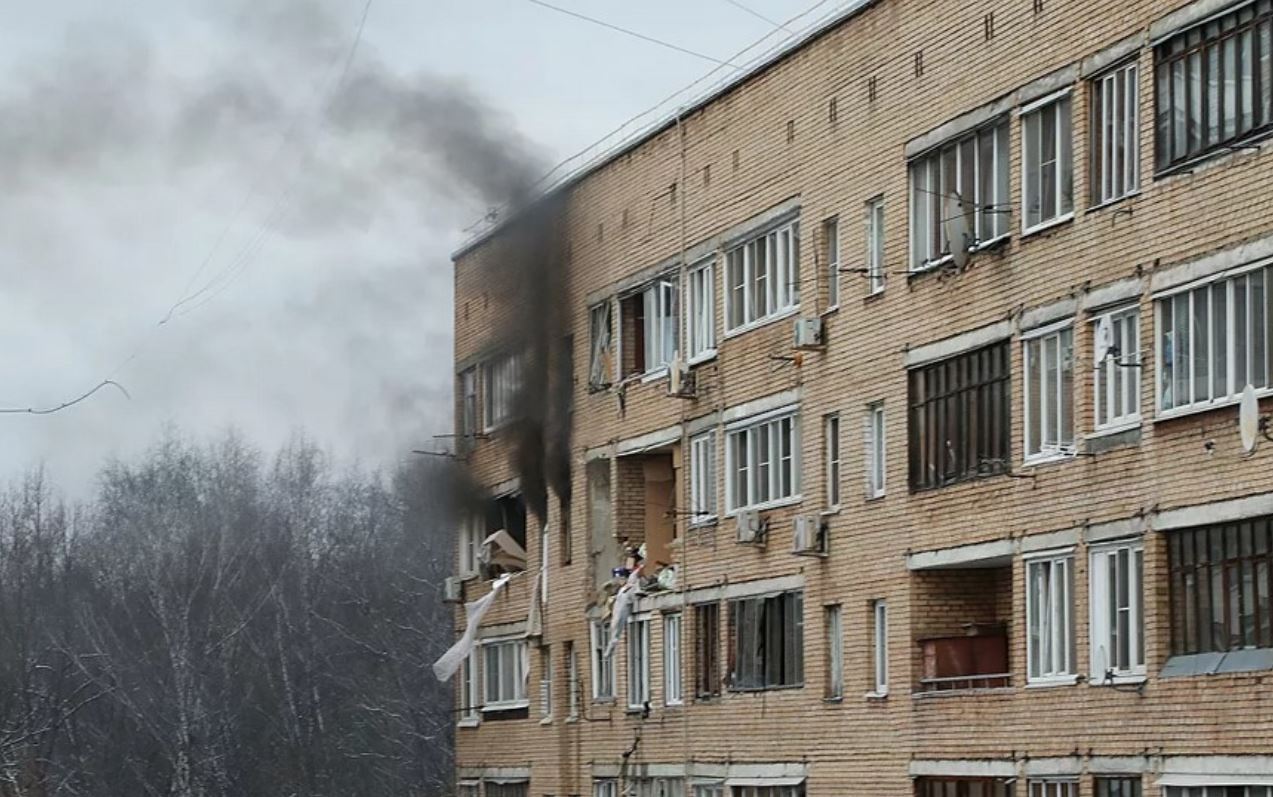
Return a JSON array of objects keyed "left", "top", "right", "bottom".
[{"left": 525, "top": 0, "right": 741, "bottom": 69}]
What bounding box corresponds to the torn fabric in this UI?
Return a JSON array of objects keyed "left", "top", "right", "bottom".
[
  {"left": 603, "top": 570, "right": 641, "bottom": 658},
  {"left": 432, "top": 573, "right": 513, "bottom": 681}
]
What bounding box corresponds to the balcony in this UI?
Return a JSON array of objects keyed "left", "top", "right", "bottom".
[
  {"left": 586, "top": 444, "right": 682, "bottom": 596},
  {"left": 909, "top": 550, "right": 1014, "bottom": 696}
]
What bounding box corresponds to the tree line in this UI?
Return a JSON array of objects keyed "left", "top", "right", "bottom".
[{"left": 0, "top": 432, "right": 454, "bottom": 796}]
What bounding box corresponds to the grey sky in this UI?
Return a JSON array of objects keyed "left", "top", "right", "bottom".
[{"left": 0, "top": 0, "right": 828, "bottom": 494}]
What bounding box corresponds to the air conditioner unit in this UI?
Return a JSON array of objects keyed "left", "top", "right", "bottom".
[
  {"left": 443, "top": 576, "right": 464, "bottom": 604},
  {"left": 667, "top": 354, "right": 695, "bottom": 398},
  {"left": 735, "top": 509, "right": 764, "bottom": 545},
  {"left": 793, "top": 317, "right": 825, "bottom": 350},
  {"left": 791, "top": 515, "right": 825, "bottom": 556}
]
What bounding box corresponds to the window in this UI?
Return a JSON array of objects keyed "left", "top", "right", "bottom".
[
  {"left": 728, "top": 591, "right": 803, "bottom": 690},
  {"left": 483, "top": 354, "right": 521, "bottom": 430},
  {"left": 690, "top": 432, "right": 718, "bottom": 525},
  {"left": 460, "top": 368, "right": 478, "bottom": 440},
  {"left": 566, "top": 642, "right": 579, "bottom": 720},
  {"left": 871, "top": 599, "right": 889, "bottom": 695},
  {"left": 1155, "top": 1, "right": 1273, "bottom": 171},
  {"left": 824, "top": 216, "right": 841, "bottom": 307},
  {"left": 1023, "top": 324, "right": 1075, "bottom": 460},
  {"left": 687, "top": 258, "right": 716, "bottom": 359},
  {"left": 589, "top": 303, "right": 614, "bottom": 389},
  {"left": 1091, "top": 62, "right": 1140, "bottom": 204},
  {"left": 726, "top": 219, "right": 800, "bottom": 330},
  {"left": 633, "top": 779, "right": 687, "bottom": 797},
  {"left": 908, "top": 341, "right": 1011, "bottom": 491},
  {"left": 1027, "top": 555, "right": 1076, "bottom": 681},
  {"left": 487, "top": 783, "right": 529, "bottom": 797},
  {"left": 919, "top": 780, "right": 1013, "bottom": 797},
  {"left": 1029, "top": 781, "right": 1077, "bottom": 797},
  {"left": 695, "top": 602, "right": 721, "bottom": 698},
  {"left": 909, "top": 118, "right": 1010, "bottom": 270},
  {"left": 459, "top": 783, "right": 481, "bottom": 797},
  {"left": 460, "top": 649, "right": 479, "bottom": 723},
  {"left": 591, "top": 621, "right": 615, "bottom": 700},
  {"left": 1093, "top": 306, "right": 1142, "bottom": 430},
  {"left": 1166, "top": 787, "right": 1273, "bottom": 797},
  {"left": 1090, "top": 541, "right": 1146, "bottom": 677},
  {"left": 824, "top": 604, "right": 843, "bottom": 699},
  {"left": 866, "top": 196, "right": 885, "bottom": 294},
  {"left": 730, "top": 787, "right": 804, "bottom": 797},
  {"left": 458, "top": 515, "right": 481, "bottom": 578},
  {"left": 594, "top": 781, "right": 618, "bottom": 797},
  {"left": 539, "top": 646, "right": 552, "bottom": 719},
  {"left": 663, "top": 613, "right": 683, "bottom": 705},
  {"left": 483, "top": 639, "right": 528, "bottom": 709},
  {"left": 1168, "top": 515, "right": 1273, "bottom": 655},
  {"left": 823, "top": 414, "right": 841, "bottom": 508},
  {"left": 726, "top": 411, "right": 800, "bottom": 512},
  {"left": 1096, "top": 777, "right": 1143, "bottom": 797},
  {"left": 1157, "top": 265, "right": 1271, "bottom": 413},
  {"left": 643, "top": 278, "right": 679, "bottom": 373},
  {"left": 1021, "top": 93, "right": 1074, "bottom": 231},
  {"left": 693, "top": 785, "right": 724, "bottom": 797},
  {"left": 866, "top": 402, "right": 886, "bottom": 499},
  {"left": 627, "top": 617, "right": 650, "bottom": 709}
]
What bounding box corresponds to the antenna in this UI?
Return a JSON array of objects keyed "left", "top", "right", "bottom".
[
  {"left": 1240, "top": 383, "right": 1260, "bottom": 454},
  {"left": 1094, "top": 316, "right": 1116, "bottom": 364},
  {"left": 943, "top": 192, "right": 971, "bottom": 269}
]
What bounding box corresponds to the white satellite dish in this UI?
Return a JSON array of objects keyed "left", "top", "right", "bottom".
[
  {"left": 943, "top": 193, "right": 971, "bottom": 270},
  {"left": 1240, "top": 383, "right": 1260, "bottom": 454},
  {"left": 1094, "top": 316, "right": 1115, "bottom": 364}
]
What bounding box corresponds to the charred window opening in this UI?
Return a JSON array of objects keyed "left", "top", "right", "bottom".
[
  {"left": 475, "top": 493, "right": 528, "bottom": 578},
  {"left": 727, "top": 591, "right": 803, "bottom": 691},
  {"left": 695, "top": 602, "right": 721, "bottom": 699},
  {"left": 907, "top": 341, "right": 1011, "bottom": 491}
]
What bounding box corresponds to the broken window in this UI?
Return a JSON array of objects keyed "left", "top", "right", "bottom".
[
  {"left": 483, "top": 353, "right": 522, "bottom": 430},
  {"left": 476, "top": 493, "right": 528, "bottom": 578},
  {"left": 907, "top": 340, "right": 1010, "bottom": 491},
  {"left": 695, "top": 602, "right": 720, "bottom": 698},
  {"left": 588, "top": 303, "right": 613, "bottom": 390},
  {"left": 620, "top": 277, "right": 679, "bottom": 376},
  {"left": 459, "top": 367, "right": 478, "bottom": 442},
  {"left": 728, "top": 591, "right": 803, "bottom": 690}
]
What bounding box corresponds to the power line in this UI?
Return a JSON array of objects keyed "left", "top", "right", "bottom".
[
  {"left": 525, "top": 0, "right": 742, "bottom": 70},
  {"left": 720, "top": 0, "right": 793, "bottom": 31},
  {"left": 0, "top": 381, "right": 131, "bottom": 416}
]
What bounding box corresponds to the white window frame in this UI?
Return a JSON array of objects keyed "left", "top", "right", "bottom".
[
  {"left": 866, "top": 402, "right": 886, "bottom": 499},
  {"left": 458, "top": 514, "right": 481, "bottom": 579},
  {"left": 908, "top": 117, "right": 1011, "bottom": 271},
  {"left": 460, "top": 368, "right": 478, "bottom": 438},
  {"left": 483, "top": 353, "right": 522, "bottom": 431},
  {"left": 687, "top": 257, "right": 717, "bottom": 362},
  {"left": 1089, "top": 540, "right": 1146, "bottom": 680},
  {"left": 482, "top": 637, "right": 529, "bottom": 711},
  {"left": 871, "top": 599, "right": 889, "bottom": 696},
  {"left": 1026, "top": 552, "right": 1076, "bottom": 684},
  {"left": 590, "top": 620, "right": 616, "bottom": 701},
  {"left": 1021, "top": 89, "right": 1075, "bottom": 234},
  {"left": 459, "top": 649, "right": 480, "bottom": 725},
  {"left": 640, "top": 277, "right": 679, "bottom": 376},
  {"left": 1023, "top": 321, "right": 1076, "bottom": 462},
  {"left": 824, "top": 216, "right": 841, "bottom": 309},
  {"left": 589, "top": 301, "right": 614, "bottom": 389},
  {"left": 724, "top": 409, "right": 801, "bottom": 514},
  {"left": 1155, "top": 263, "right": 1272, "bottom": 416},
  {"left": 627, "top": 616, "right": 651, "bottom": 710},
  {"left": 724, "top": 219, "right": 800, "bottom": 333},
  {"left": 690, "top": 431, "right": 718, "bottom": 526},
  {"left": 1092, "top": 305, "right": 1142, "bottom": 432},
  {"left": 866, "top": 196, "right": 885, "bottom": 295},
  {"left": 825, "top": 604, "right": 843, "bottom": 699},
  {"left": 1091, "top": 62, "right": 1140, "bottom": 206},
  {"left": 595, "top": 780, "right": 619, "bottom": 797},
  {"left": 823, "top": 414, "right": 841, "bottom": 509},
  {"left": 664, "top": 613, "right": 683, "bottom": 706},
  {"left": 1029, "top": 780, "right": 1079, "bottom": 797}
]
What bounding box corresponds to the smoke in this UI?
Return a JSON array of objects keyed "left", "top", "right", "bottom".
[{"left": 0, "top": 0, "right": 570, "bottom": 497}]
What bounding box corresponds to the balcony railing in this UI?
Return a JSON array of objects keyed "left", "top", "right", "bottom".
[
  {"left": 917, "top": 625, "right": 1010, "bottom": 694},
  {"left": 917, "top": 672, "right": 1012, "bottom": 692}
]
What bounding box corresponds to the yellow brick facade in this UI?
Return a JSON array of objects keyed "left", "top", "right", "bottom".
[{"left": 450, "top": 0, "right": 1273, "bottom": 794}]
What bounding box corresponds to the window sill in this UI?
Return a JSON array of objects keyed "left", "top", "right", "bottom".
[
  {"left": 724, "top": 494, "right": 803, "bottom": 518},
  {"left": 866, "top": 490, "right": 886, "bottom": 502},
  {"left": 821, "top": 304, "right": 840, "bottom": 317},
  {"left": 864, "top": 287, "right": 886, "bottom": 303},
  {"left": 1087, "top": 421, "right": 1142, "bottom": 439},
  {"left": 727, "top": 683, "right": 805, "bottom": 695},
  {"left": 1021, "top": 213, "right": 1075, "bottom": 239},
  {"left": 1022, "top": 451, "right": 1076, "bottom": 468},
  {"left": 722, "top": 306, "right": 800, "bottom": 341},
  {"left": 820, "top": 505, "right": 841, "bottom": 517},
  {"left": 640, "top": 367, "right": 670, "bottom": 385},
  {"left": 664, "top": 701, "right": 685, "bottom": 709},
  {"left": 457, "top": 718, "right": 481, "bottom": 729},
  {"left": 1086, "top": 190, "right": 1141, "bottom": 214},
  {"left": 592, "top": 697, "right": 616, "bottom": 706},
  {"left": 1156, "top": 388, "right": 1273, "bottom": 423},
  {"left": 689, "top": 516, "right": 719, "bottom": 530},
  {"left": 1089, "top": 672, "right": 1146, "bottom": 687},
  {"left": 822, "top": 695, "right": 844, "bottom": 704},
  {"left": 1154, "top": 128, "right": 1273, "bottom": 180},
  {"left": 565, "top": 716, "right": 579, "bottom": 724},
  {"left": 1025, "top": 675, "right": 1080, "bottom": 689},
  {"left": 539, "top": 716, "right": 553, "bottom": 726},
  {"left": 624, "top": 706, "right": 647, "bottom": 716},
  {"left": 910, "top": 235, "right": 1010, "bottom": 275},
  {"left": 865, "top": 690, "right": 889, "bottom": 701},
  {"left": 688, "top": 350, "right": 718, "bottom": 367},
  {"left": 482, "top": 700, "right": 530, "bottom": 712}
]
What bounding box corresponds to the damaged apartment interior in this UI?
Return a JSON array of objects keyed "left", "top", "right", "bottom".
[{"left": 440, "top": 0, "right": 1273, "bottom": 795}]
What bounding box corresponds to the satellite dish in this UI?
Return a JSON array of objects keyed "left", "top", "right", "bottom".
[
  {"left": 943, "top": 193, "right": 971, "bottom": 270},
  {"left": 1094, "top": 316, "right": 1115, "bottom": 364},
  {"left": 1240, "top": 383, "right": 1260, "bottom": 454}
]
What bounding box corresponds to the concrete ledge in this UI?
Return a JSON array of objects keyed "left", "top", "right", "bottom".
[
  {"left": 908, "top": 538, "right": 1014, "bottom": 570},
  {"left": 1024, "top": 757, "right": 1082, "bottom": 777},
  {"left": 1150, "top": 0, "right": 1247, "bottom": 45},
  {"left": 1153, "top": 492, "right": 1273, "bottom": 531},
  {"left": 905, "top": 320, "right": 1013, "bottom": 368},
  {"left": 1082, "top": 277, "right": 1143, "bottom": 313},
  {"left": 909, "top": 760, "right": 1015, "bottom": 778},
  {"left": 1150, "top": 231, "right": 1273, "bottom": 296}
]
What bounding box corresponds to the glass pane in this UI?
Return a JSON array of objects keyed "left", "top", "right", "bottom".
[
  {"left": 1060, "top": 98, "right": 1074, "bottom": 215},
  {"left": 1195, "top": 286, "right": 1212, "bottom": 401},
  {"left": 1044, "top": 334, "right": 1059, "bottom": 447},
  {"left": 1027, "top": 339, "right": 1041, "bottom": 454},
  {"left": 1237, "top": 275, "right": 1250, "bottom": 390},
  {"left": 1174, "top": 292, "right": 1192, "bottom": 406},
  {"left": 1060, "top": 328, "right": 1074, "bottom": 445}
]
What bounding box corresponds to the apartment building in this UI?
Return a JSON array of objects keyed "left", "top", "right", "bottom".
[{"left": 446, "top": 0, "right": 1273, "bottom": 795}]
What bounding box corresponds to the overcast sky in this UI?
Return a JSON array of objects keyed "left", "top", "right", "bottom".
[{"left": 0, "top": 0, "right": 840, "bottom": 495}]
